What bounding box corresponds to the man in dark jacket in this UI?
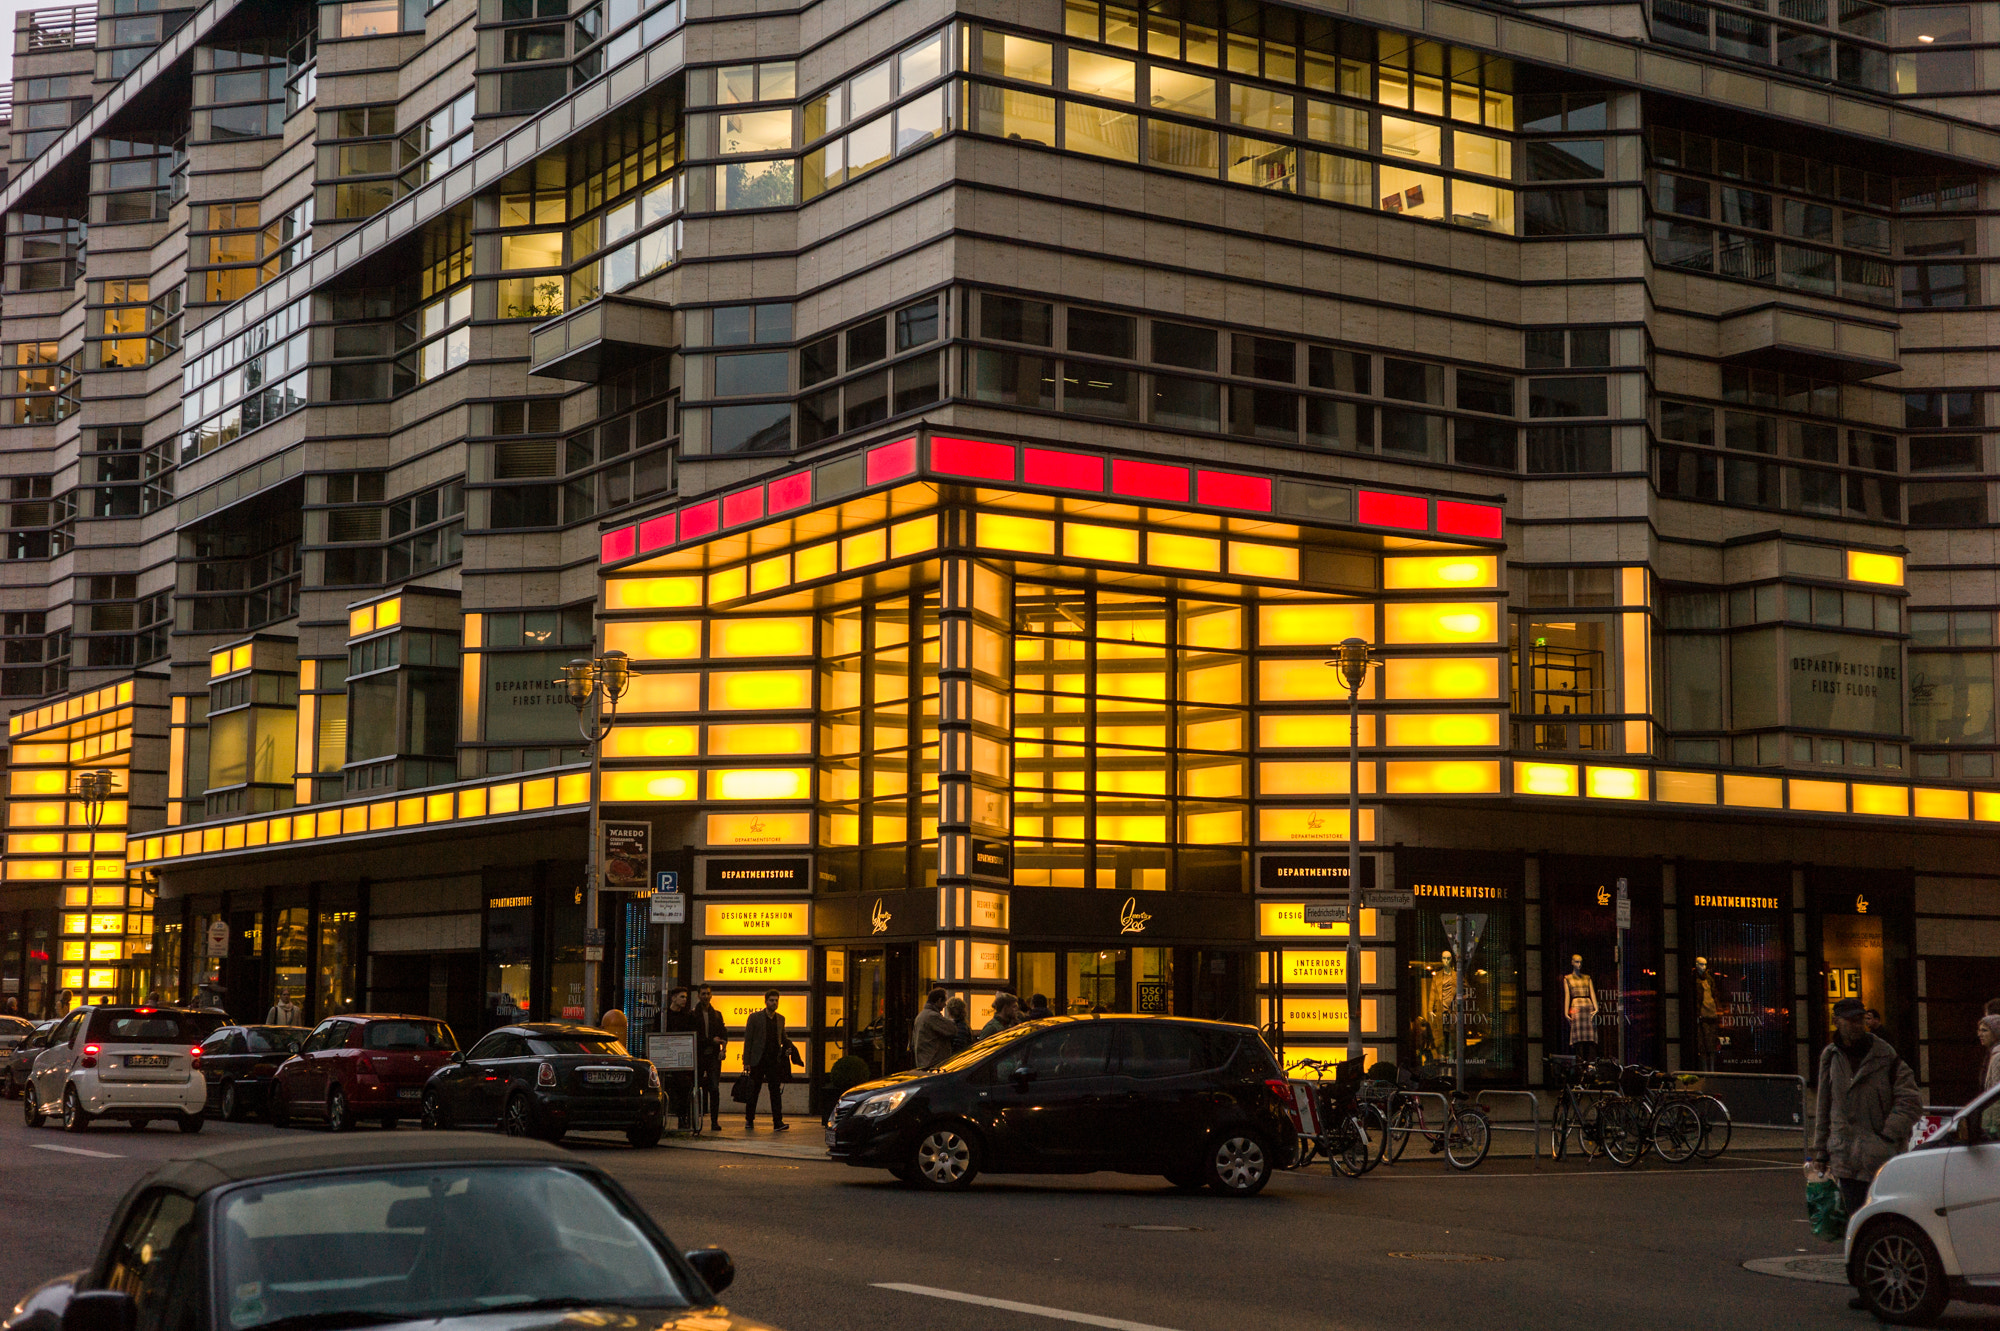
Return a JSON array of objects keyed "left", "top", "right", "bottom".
[
  {"left": 741, "top": 989, "right": 795, "bottom": 1131},
  {"left": 693, "top": 984, "right": 727, "bottom": 1130},
  {"left": 1811, "top": 996, "right": 1922, "bottom": 1217},
  {"left": 661, "top": 988, "right": 699, "bottom": 1124},
  {"left": 1025, "top": 993, "right": 1053, "bottom": 1022}
]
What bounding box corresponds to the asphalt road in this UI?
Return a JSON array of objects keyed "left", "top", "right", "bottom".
[{"left": 1, "top": 1109, "right": 1991, "bottom": 1331}]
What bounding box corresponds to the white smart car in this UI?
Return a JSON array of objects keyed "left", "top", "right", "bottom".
[
  {"left": 1845, "top": 1081, "right": 2000, "bottom": 1324},
  {"left": 23, "top": 1005, "right": 209, "bottom": 1134}
]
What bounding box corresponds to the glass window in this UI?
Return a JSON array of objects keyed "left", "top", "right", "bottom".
[
  {"left": 979, "top": 32, "right": 1053, "bottom": 84},
  {"left": 1457, "top": 371, "right": 1513, "bottom": 416},
  {"left": 1150, "top": 68, "right": 1215, "bottom": 117},
  {"left": 1232, "top": 335, "right": 1294, "bottom": 383},
  {"left": 713, "top": 351, "right": 788, "bottom": 397},
  {"left": 104, "top": 1191, "right": 196, "bottom": 1331},
  {"left": 1382, "top": 359, "right": 1442, "bottom": 405},
  {"left": 1066, "top": 101, "right": 1139, "bottom": 160},
  {"left": 981, "top": 294, "right": 1053, "bottom": 345},
  {"left": 1308, "top": 346, "right": 1367, "bottom": 393},
  {"left": 1151, "top": 376, "right": 1220, "bottom": 430},
  {"left": 1063, "top": 361, "right": 1138, "bottom": 417},
  {"left": 1152, "top": 322, "right": 1217, "bottom": 370},
  {"left": 1068, "top": 51, "right": 1137, "bottom": 100},
  {"left": 1069, "top": 309, "right": 1136, "bottom": 358},
  {"left": 1526, "top": 140, "right": 1605, "bottom": 181}
]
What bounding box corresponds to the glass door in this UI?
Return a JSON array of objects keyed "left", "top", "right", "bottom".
[{"left": 847, "top": 949, "right": 887, "bottom": 1080}]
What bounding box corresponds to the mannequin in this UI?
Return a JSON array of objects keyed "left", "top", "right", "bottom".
[
  {"left": 1563, "top": 953, "right": 1600, "bottom": 1061},
  {"left": 1692, "top": 956, "right": 1725, "bottom": 1072}
]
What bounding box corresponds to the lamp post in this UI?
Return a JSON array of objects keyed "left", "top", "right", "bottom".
[
  {"left": 71, "top": 769, "right": 118, "bottom": 1000},
  {"left": 1327, "top": 638, "right": 1376, "bottom": 1064},
  {"left": 558, "top": 649, "right": 631, "bottom": 1025}
]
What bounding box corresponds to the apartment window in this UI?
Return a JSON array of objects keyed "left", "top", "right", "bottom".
[
  {"left": 6, "top": 210, "right": 84, "bottom": 292},
  {"left": 198, "top": 40, "right": 290, "bottom": 142}
]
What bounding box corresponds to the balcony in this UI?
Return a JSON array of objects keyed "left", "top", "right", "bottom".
[
  {"left": 527, "top": 296, "right": 673, "bottom": 383},
  {"left": 18, "top": 5, "right": 94, "bottom": 52}
]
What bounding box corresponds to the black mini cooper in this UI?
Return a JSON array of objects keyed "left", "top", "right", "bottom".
[
  {"left": 420, "top": 1023, "right": 663, "bottom": 1147},
  {"left": 827, "top": 1014, "right": 1297, "bottom": 1193}
]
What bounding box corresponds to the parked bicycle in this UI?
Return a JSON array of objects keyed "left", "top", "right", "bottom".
[
  {"left": 1632, "top": 1067, "right": 1732, "bottom": 1164},
  {"left": 1547, "top": 1055, "right": 1648, "bottom": 1166},
  {"left": 1379, "top": 1065, "right": 1491, "bottom": 1170},
  {"left": 1285, "top": 1055, "right": 1386, "bottom": 1178}
]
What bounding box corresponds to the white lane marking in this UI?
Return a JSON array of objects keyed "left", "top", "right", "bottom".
[
  {"left": 874, "top": 1283, "right": 1185, "bottom": 1331},
  {"left": 31, "top": 1144, "right": 123, "bottom": 1159}
]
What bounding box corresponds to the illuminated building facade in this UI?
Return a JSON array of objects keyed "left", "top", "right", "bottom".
[{"left": 0, "top": 0, "right": 1997, "bottom": 1100}]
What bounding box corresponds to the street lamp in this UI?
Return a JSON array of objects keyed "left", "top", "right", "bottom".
[
  {"left": 557, "top": 650, "right": 631, "bottom": 1025},
  {"left": 71, "top": 769, "right": 119, "bottom": 1000},
  {"left": 1327, "top": 638, "right": 1376, "bottom": 1064}
]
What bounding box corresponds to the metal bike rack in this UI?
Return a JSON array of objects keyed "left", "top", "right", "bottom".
[
  {"left": 1379, "top": 1090, "right": 1457, "bottom": 1163},
  {"left": 1473, "top": 1088, "right": 1543, "bottom": 1162},
  {"left": 1674, "top": 1070, "right": 1808, "bottom": 1137}
]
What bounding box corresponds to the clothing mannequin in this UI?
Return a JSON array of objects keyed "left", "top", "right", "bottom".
[
  {"left": 1692, "top": 956, "right": 1724, "bottom": 1072},
  {"left": 1435, "top": 949, "right": 1459, "bottom": 1029},
  {"left": 1563, "top": 953, "right": 1599, "bottom": 1061}
]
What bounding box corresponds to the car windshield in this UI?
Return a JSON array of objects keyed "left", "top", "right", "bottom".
[
  {"left": 526, "top": 1035, "right": 629, "bottom": 1057},
  {"left": 215, "top": 1164, "right": 692, "bottom": 1328},
  {"left": 245, "top": 1027, "right": 307, "bottom": 1054},
  {"left": 362, "top": 1020, "right": 454, "bottom": 1051},
  {"left": 87, "top": 1010, "right": 206, "bottom": 1044},
  {"left": 928, "top": 1020, "right": 1043, "bottom": 1075}
]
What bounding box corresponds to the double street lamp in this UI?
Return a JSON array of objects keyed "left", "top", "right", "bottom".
[
  {"left": 1327, "top": 638, "right": 1377, "bottom": 1064},
  {"left": 71, "top": 768, "right": 120, "bottom": 1000},
  {"left": 557, "top": 650, "right": 631, "bottom": 1026}
]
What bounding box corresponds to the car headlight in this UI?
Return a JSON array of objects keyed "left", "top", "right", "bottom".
[
  {"left": 646, "top": 1063, "right": 660, "bottom": 1090},
  {"left": 857, "top": 1089, "right": 912, "bottom": 1118}
]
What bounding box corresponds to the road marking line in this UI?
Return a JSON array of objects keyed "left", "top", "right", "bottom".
[
  {"left": 31, "top": 1144, "right": 122, "bottom": 1159},
  {"left": 874, "top": 1283, "right": 1184, "bottom": 1331}
]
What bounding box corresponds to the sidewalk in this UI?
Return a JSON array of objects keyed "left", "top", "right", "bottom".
[{"left": 658, "top": 1116, "right": 833, "bottom": 1161}]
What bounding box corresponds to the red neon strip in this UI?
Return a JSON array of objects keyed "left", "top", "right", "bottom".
[
  {"left": 721, "top": 487, "right": 765, "bottom": 527},
  {"left": 1111, "top": 458, "right": 1190, "bottom": 503},
  {"left": 637, "top": 513, "right": 675, "bottom": 552},
  {"left": 929, "top": 435, "right": 1017, "bottom": 481},
  {"left": 866, "top": 436, "right": 919, "bottom": 485},
  {"left": 767, "top": 471, "right": 812, "bottom": 513},
  {"left": 1023, "top": 447, "right": 1105, "bottom": 491},
  {"left": 600, "top": 526, "right": 636, "bottom": 563},
  {"left": 678, "top": 500, "right": 720, "bottom": 541},
  {"left": 1195, "top": 470, "right": 1273, "bottom": 512},
  {"left": 1435, "top": 500, "right": 1503, "bottom": 539},
  {"left": 1356, "top": 490, "right": 1428, "bottom": 530}
]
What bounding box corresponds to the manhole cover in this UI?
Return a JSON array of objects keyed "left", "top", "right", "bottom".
[
  {"left": 1108, "top": 1224, "right": 1203, "bottom": 1232},
  {"left": 1389, "top": 1252, "right": 1503, "bottom": 1263},
  {"left": 1743, "top": 1256, "right": 1847, "bottom": 1286}
]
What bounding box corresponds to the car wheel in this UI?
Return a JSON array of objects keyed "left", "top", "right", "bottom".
[
  {"left": 627, "top": 1121, "right": 662, "bottom": 1148},
  {"left": 1205, "top": 1132, "right": 1272, "bottom": 1196},
  {"left": 1853, "top": 1219, "right": 1951, "bottom": 1327},
  {"left": 178, "top": 1113, "right": 204, "bottom": 1135},
  {"left": 421, "top": 1089, "right": 451, "bottom": 1130},
  {"left": 221, "top": 1081, "right": 245, "bottom": 1123},
  {"left": 23, "top": 1082, "right": 44, "bottom": 1128},
  {"left": 62, "top": 1086, "right": 91, "bottom": 1133},
  {"left": 503, "top": 1093, "right": 536, "bottom": 1139},
  {"left": 908, "top": 1124, "right": 980, "bottom": 1189},
  {"left": 326, "top": 1086, "right": 353, "bottom": 1133}
]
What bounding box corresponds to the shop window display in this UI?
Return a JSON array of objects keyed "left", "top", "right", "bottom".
[
  {"left": 1812, "top": 870, "right": 1910, "bottom": 1052},
  {"left": 1542, "top": 858, "right": 1662, "bottom": 1068},
  {"left": 1681, "top": 867, "right": 1791, "bottom": 1074},
  {"left": 1398, "top": 850, "right": 1520, "bottom": 1083}
]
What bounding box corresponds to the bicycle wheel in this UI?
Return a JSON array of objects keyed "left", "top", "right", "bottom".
[
  {"left": 1602, "top": 1100, "right": 1646, "bottom": 1168},
  {"left": 1355, "top": 1103, "right": 1388, "bottom": 1171},
  {"left": 1331, "top": 1116, "right": 1372, "bottom": 1177},
  {"left": 1385, "top": 1100, "right": 1418, "bottom": 1164},
  {"left": 1651, "top": 1101, "right": 1702, "bottom": 1164},
  {"left": 1694, "top": 1095, "right": 1732, "bottom": 1160},
  {"left": 1445, "top": 1107, "right": 1491, "bottom": 1170},
  {"left": 1550, "top": 1096, "right": 1572, "bottom": 1162},
  {"left": 1577, "top": 1100, "right": 1606, "bottom": 1159}
]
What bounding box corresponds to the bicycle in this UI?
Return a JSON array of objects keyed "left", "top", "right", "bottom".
[
  {"left": 1633, "top": 1068, "right": 1710, "bottom": 1165},
  {"left": 1692, "top": 1091, "right": 1732, "bottom": 1159},
  {"left": 1379, "top": 1066, "right": 1491, "bottom": 1170},
  {"left": 1547, "top": 1056, "right": 1647, "bottom": 1166},
  {"left": 1285, "top": 1055, "right": 1386, "bottom": 1178}
]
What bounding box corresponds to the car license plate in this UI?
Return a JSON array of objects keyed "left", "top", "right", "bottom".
[
  {"left": 127, "top": 1054, "right": 167, "bottom": 1068},
  {"left": 397, "top": 1087, "right": 423, "bottom": 1099},
  {"left": 584, "top": 1071, "right": 624, "bottom": 1084},
  {"left": 825, "top": 1126, "right": 837, "bottom": 1147}
]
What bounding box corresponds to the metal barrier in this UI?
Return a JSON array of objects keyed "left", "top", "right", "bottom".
[
  {"left": 1473, "top": 1088, "right": 1543, "bottom": 1161},
  {"left": 1670, "top": 1070, "right": 1808, "bottom": 1135},
  {"left": 1378, "top": 1089, "right": 1456, "bottom": 1160}
]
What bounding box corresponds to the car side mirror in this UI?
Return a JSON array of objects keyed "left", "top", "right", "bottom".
[
  {"left": 1010, "top": 1065, "right": 1036, "bottom": 1087},
  {"left": 684, "top": 1247, "right": 734, "bottom": 1295},
  {"left": 452, "top": 1051, "right": 466, "bottom": 1063},
  {"left": 64, "top": 1291, "right": 136, "bottom": 1331},
  {"left": 286, "top": 1041, "right": 302, "bottom": 1055}
]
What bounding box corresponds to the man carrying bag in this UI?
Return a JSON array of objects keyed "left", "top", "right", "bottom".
[
  {"left": 739, "top": 989, "right": 802, "bottom": 1131},
  {"left": 1809, "top": 996, "right": 1921, "bottom": 1255}
]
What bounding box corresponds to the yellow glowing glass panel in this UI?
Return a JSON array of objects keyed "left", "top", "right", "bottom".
[
  {"left": 1148, "top": 531, "right": 1222, "bottom": 573},
  {"left": 1384, "top": 602, "right": 1497, "bottom": 645},
  {"left": 1788, "top": 779, "right": 1846, "bottom": 813},
  {"left": 601, "top": 770, "right": 697, "bottom": 801},
  {"left": 1383, "top": 555, "right": 1496, "bottom": 590},
  {"left": 891, "top": 515, "right": 936, "bottom": 558},
  {"left": 8, "top": 860, "right": 60, "bottom": 880},
  {"left": 1851, "top": 783, "right": 1908, "bottom": 817},
  {"left": 85, "top": 968, "right": 117, "bottom": 991},
  {"left": 840, "top": 528, "right": 888, "bottom": 570},
  {"left": 707, "top": 810, "right": 810, "bottom": 846},
  {"left": 1846, "top": 551, "right": 1904, "bottom": 586},
  {"left": 10, "top": 770, "right": 67, "bottom": 796},
  {"left": 708, "top": 722, "right": 812, "bottom": 756},
  {"left": 61, "top": 913, "right": 87, "bottom": 934},
  {"left": 1180, "top": 807, "right": 1245, "bottom": 842},
  {"left": 1583, "top": 766, "right": 1647, "bottom": 800},
  {"left": 605, "top": 621, "right": 702, "bottom": 659},
  {"left": 708, "top": 566, "right": 748, "bottom": 602},
  {"left": 1383, "top": 713, "right": 1498, "bottom": 747},
  {"left": 397, "top": 797, "right": 425, "bottom": 827},
  {"left": 978, "top": 513, "right": 1056, "bottom": 555},
  {"left": 1257, "top": 714, "right": 1374, "bottom": 747},
  {"left": 8, "top": 834, "right": 62, "bottom": 853},
  {"left": 1721, "top": 774, "right": 1783, "bottom": 809},
  {"left": 700, "top": 947, "right": 810, "bottom": 984},
  {"left": 711, "top": 669, "right": 812, "bottom": 710},
  {"left": 348, "top": 605, "right": 376, "bottom": 637},
  {"left": 1256, "top": 807, "right": 1375, "bottom": 842},
  {"left": 1258, "top": 902, "right": 1379, "bottom": 938},
  {"left": 1914, "top": 788, "right": 1969, "bottom": 820},
  {"left": 707, "top": 767, "right": 811, "bottom": 800},
  {"left": 607, "top": 576, "right": 704, "bottom": 610},
  {"left": 1260, "top": 761, "right": 1375, "bottom": 795},
  {"left": 459, "top": 788, "right": 489, "bottom": 818},
  {"left": 623, "top": 672, "right": 702, "bottom": 712},
  {"left": 11, "top": 743, "right": 64, "bottom": 764},
  {"left": 1656, "top": 770, "right": 1716, "bottom": 804},
  {"left": 1279, "top": 949, "right": 1380, "bottom": 985},
  {"left": 208, "top": 649, "right": 231, "bottom": 677},
  {"left": 749, "top": 554, "right": 790, "bottom": 594},
  {"left": 558, "top": 772, "right": 589, "bottom": 804},
  {"left": 1228, "top": 542, "right": 1299, "bottom": 580},
  {"left": 713, "top": 618, "right": 813, "bottom": 658},
  {"left": 1387, "top": 760, "right": 1500, "bottom": 794},
  {"left": 1258, "top": 659, "right": 1346, "bottom": 703},
  {"left": 1259, "top": 603, "right": 1372, "bottom": 647},
  {"left": 486, "top": 783, "right": 519, "bottom": 816},
  {"left": 1063, "top": 522, "right": 1140, "bottom": 563},
  {"left": 1383, "top": 657, "right": 1499, "bottom": 700},
  {"left": 1515, "top": 762, "right": 1578, "bottom": 797},
  {"left": 521, "top": 777, "right": 555, "bottom": 810},
  {"left": 1972, "top": 791, "right": 2000, "bottom": 822},
  {"left": 1280, "top": 997, "right": 1382, "bottom": 1034},
  {"left": 89, "top": 913, "right": 124, "bottom": 934},
  {"left": 376, "top": 598, "right": 402, "bottom": 628},
  {"left": 702, "top": 902, "right": 812, "bottom": 937},
  {"left": 59, "top": 968, "right": 83, "bottom": 989},
  {"left": 603, "top": 725, "right": 699, "bottom": 758},
  {"left": 426, "top": 791, "right": 455, "bottom": 822}
]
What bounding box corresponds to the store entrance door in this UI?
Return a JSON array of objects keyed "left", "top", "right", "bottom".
[
  {"left": 884, "top": 945, "right": 917, "bottom": 1074},
  {"left": 1181, "top": 947, "right": 1253, "bottom": 1024},
  {"left": 1925, "top": 956, "right": 2000, "bottom": 1104},
  {"left": 847, "top": 950, "right": 888, "bottom": 1080}
]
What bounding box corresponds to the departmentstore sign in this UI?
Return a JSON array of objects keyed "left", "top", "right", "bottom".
[
  {"left": 1787, "top": 629, "right": 1901, "bottom": 734},
  {"left": 702, "top": 857, "right": 811, "bottom": 892},
  {"left": 1256, "top": 854, "right": 1377, "bottom": 892},
  {"left": 483, "top": 650, "right": 577, "bottom": 743}
]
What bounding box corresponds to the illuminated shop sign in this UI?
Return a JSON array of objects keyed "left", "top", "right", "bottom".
[
  {"left": 1258, "top": 902, "right": 1380, "bottom": 939},
  {"left": 1257, "top": 854, "right": 1377, "bottom": 892},
  {"left": 1278, "top": 949, "right": 1383, "bottom": 985},
  {"left": 704, "top": 857, "right": 810, "bottom": 892},
  {"left": 699, "top": 947, "right": 809, "bottom": 983},
  {"left": 1411, "top": 881, "right": 1511, "bottom": 900},
  {"left": 1690, "top": 894, "right": 1779, "bottom": 910},
  {"left": 701, "top": 902, "right": 811, "bottom": 936},
  {"left": 705, "top": 811, "right": 810, "bottom": 847}
]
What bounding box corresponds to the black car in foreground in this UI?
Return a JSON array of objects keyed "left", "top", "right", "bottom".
[
  {"left": 197, "top": 1025, "right": 311, "bottom": 1120},
  {"left": 827, "top": 1014, "right": 1297, "bottom": 1193},
  {"left": 0, "top": 1134, "right": 771, "bottom": 1331},
  {"left": 420, "top": 1023, "right": 664, "bottom": 1147}
]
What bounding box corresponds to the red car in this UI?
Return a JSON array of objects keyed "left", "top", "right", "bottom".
[{"left": 268, "top": 1014, "right": 459, "bottom": 1132}]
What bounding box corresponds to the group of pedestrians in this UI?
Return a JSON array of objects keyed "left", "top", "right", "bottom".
[{"left": 911, "top": 987, "right": 1051, "bottom": 1070}]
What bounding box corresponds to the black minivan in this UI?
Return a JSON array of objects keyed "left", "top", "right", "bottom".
[{"left": 826, "top": 1014, "right": 1296, "bottom": 1194}]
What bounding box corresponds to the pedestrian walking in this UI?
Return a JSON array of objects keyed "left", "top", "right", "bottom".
[
  {"left": 694, "top": 984, "right": 727, "bottom": 1130},
  {"left": 980, "top": 993, "right": 1022, "bottom": 1037},
  {"left": 945, "top": 996, "right": 973, "bottom": 1052},
  {"left": 739, "top": 990, "right": 799, "bottom": 1131},
  {"left": 1810, "top": 996, "right": 1921, "bottom": 1223},
  {"left": 265, "top": 996, "right": 300, "bottom": 1025},
  {"left": 1025, "top": 993, "right": 1053, "bottom": 1022},
  {"left": 1979, "top": 1014, "right": 2000, "bottom": 1091},
  {"left": 912, "top": 987, "right": 955, "bottom": 1069}
]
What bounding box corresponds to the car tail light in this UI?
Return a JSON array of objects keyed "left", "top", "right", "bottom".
[
  {"left": 357, "top": 1055, "right": 375, "bottom": 1075},
  {"left": 537, "top": 1062, "right": 556, "bottom": 1087},
  {"left": 1264, "top": 1078, "right": 1300, "bottom": 1127},
  {"left": 80, "top": 1044, "right": 99, "bottom": 1069},
  {"left": 191, "top": 1046, "right": 203, "bottom": 1062}
]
